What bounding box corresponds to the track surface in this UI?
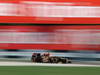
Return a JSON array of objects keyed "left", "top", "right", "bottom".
[{"left": 0, "top": 61, "right": 100, "bottom": 67}]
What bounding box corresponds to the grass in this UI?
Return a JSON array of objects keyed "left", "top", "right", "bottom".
[{"left": 0, "top": 66, "right": 100, "bottom": 75}]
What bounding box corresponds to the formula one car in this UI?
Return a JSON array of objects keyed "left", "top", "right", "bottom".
[{"left": 31, "top": 53, "right": 72, "bottom": 64}]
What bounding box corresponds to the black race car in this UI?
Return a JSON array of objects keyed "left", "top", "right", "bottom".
[{"left": 31, "top": 53, "right": 72, "bottom": 64}]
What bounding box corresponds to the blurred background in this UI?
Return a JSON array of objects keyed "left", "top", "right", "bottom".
[
  {"left": 0, "top": 0, "right": 100, "bottom": 65},
  {"left": 0, "top": 49, "right": 100, "bottom": 64}
]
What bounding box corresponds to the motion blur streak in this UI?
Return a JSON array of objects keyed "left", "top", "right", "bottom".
[{"left": 0, "top": 25, "right": 99, "bottom": 50}]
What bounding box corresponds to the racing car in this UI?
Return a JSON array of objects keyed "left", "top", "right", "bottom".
[{"left": 31, "top": 53, "right": 72, "bottom": 64}]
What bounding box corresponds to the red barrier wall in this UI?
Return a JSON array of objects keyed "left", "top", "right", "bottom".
[
  {"left": 0, "top": 0, "right": 100, "bottom": 50},
  {"left": 0, "top": 0, "right": 100, "bottom": 24},
  {"left": 0, "top": 25, "right": 99, "bottom": 50}
]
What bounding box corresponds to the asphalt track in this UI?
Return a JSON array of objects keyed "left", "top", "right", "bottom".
[{"left": 0, "top": 61, "right": 100, "bottom": 67}]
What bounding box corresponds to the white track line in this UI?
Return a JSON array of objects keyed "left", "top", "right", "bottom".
[{"left": 0, "top": 61, "right": 100, "bottom": 67}]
